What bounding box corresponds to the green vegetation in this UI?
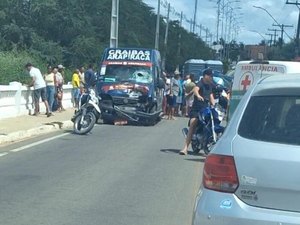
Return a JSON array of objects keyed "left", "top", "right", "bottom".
[{"left": 0, "top": 0, "right": 213, "bottom": 84}]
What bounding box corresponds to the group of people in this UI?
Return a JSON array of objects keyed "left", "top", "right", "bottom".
[
  {"left": 161, "top": 67, "right": 217, "bottom": 156},
  {"left": 162, "top": 70, "right": 197, "bottom": 120},
  {"left": 26, "top": 63, "right": 66, "bottom": 117},
  {"left": 25, "top": 62, "right": 96, "bottom": 117},
  {"left": 179, "top": 68, "right": 215, "bottom": 155}
]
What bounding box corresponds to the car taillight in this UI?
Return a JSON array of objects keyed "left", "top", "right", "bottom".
[{"left": 203, "top": 154, "right": 239, "bottom": 193}]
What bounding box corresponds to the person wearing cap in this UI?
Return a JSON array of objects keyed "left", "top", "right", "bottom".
[
  {"left": 25, "top": 63, "right": 51, "bottom": 117},
  {"left": 179, "top": 68, "right": 215, "bottom": 155}
]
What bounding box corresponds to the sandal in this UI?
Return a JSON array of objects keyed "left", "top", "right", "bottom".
[{"left": 179, "top": 151, "right": 187, "bottom": 155}]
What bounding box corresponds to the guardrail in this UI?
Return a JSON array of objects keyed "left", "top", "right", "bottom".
[{"left": 0, "top": 82, "right": 73, "bottom": 120}]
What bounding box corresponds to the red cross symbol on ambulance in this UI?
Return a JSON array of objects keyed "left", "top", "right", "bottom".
[{"left": 240, "top": 73, "right": 253, "bottom": 91}]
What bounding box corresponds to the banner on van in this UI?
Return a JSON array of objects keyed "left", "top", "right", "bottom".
[{"left": 105, "top": 49, "right": 151, "bottom": 61}]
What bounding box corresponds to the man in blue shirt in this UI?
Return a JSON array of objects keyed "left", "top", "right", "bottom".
[{"left": 84, "top": 64, "right": 96, "bottom": 89}]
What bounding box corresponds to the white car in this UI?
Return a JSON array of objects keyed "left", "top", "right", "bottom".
[{"left": 192, "top": 74, "right": 300, "bottom": 225}]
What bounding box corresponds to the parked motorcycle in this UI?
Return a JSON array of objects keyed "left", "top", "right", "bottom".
[
  {"left": 71, "top": 89, "right": 101, "bottom": 135},
  {"left": 182, "top": 104, "right": 225, "bottom": 155}
]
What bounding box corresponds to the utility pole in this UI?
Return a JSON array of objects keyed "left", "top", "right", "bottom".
[
  {"left": 155, "top": 0, "right": 161, "bottom": 50},
  {"left": 190, "top": 18, "right": 193, "bottom": 32},
  {"left": 268, "top": 28, "right": 280, "bottom": 46},
  {"left": 176, "top": 11, "right": 183, "bottom": 67},
  {"left": 193, "top": 0, "right": 198, "bottom": 33},
  {"left": 205, "top": 28, "right": 209, "bottom": 45},
  {"left": 199, "top": 24, "right": 202, "bottom": 37},
  {"left": 265, "top": 33, "right": 273, "bottom": 47},
  {"left": 110, "top": 0, "right": 119, "bottom": 48},
  {"left": 162, "top": 3, "right": 170, "bottom": 71},
  {"left": 273, "top": 23, "right": 293, "bottom": 48},
  {"left": 286, "top": 0, "right": 300, "bottom": 57}
]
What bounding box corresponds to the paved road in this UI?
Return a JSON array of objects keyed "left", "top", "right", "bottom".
[{"left": 0, "top": 118, "right": 205, "bottom": 225}]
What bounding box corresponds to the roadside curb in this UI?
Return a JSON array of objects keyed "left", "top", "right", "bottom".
[{"left": 0, "top": 120, "right": 73, "bottom": 145}]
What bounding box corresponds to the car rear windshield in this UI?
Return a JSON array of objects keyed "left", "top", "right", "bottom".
[{"left": 238, "top": 96, "right": 300, "bottom": 145}]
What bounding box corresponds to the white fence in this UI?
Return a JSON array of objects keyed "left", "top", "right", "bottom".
[{"left": 0, "top": 82, "right": 73, "bottom": 120}]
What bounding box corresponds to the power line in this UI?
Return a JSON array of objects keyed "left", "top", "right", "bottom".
[
  {"left": 286, "top": 0, "right": 300, "bottom": 56},
  {"left": 272, "top": 23, "right": 293, "bottom": 47}
]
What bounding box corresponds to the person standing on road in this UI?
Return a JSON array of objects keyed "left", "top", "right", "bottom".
[
  {"left": 26, "top": 63, "right": 51, "bottom": 117},
  {"left": 184, "top": 73, "right": 196, "bottom": 117},
  {"left": 72, "top": 69, "right": 81, "bottom": 108},
  {"left": 179, "top": 68, "right": 215, "bottom": 155},
  {"left": 84, "top": 64, "right": 96, "bottom": 90},
  {"left": 56, "top": 64, "right": 65, "bottom": 112},
  {"left": 44, "top": 66, "right": 57, "bottom": 115},
  {"left": 175, "top": 72, "right": 184, "bottom": 116},
  {"left": 165, "top": 72, "right": 179, "bottom": 120},
  {"left": 78, "top": 66, "right": 85, "bottom": 94}
]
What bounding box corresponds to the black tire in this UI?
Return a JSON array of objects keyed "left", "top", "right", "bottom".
[
  {"left": 73, "top": 111, "right": 96, "bottom": 135},
  {"left": 203, "top": 137, "right": 215, "bottom": 155},
  {"left": 191, "top": 140, "right": 201, "bottom": 154}
]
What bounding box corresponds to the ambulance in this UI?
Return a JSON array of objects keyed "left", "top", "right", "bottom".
[{"left": 229, "top": 60, "right": 300, "bottom": 119}]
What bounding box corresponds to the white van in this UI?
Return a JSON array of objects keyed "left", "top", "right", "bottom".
[{"left": 229, "top": 60, "right": 300, "bottom": 119}]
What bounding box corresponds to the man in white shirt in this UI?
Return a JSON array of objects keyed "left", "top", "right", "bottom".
[{"left": 26, "top": 63, "right": 51, "bottom": 117}]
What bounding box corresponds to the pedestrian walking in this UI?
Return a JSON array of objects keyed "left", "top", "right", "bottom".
[
  {"left": 25, "top": 63, "right": 51, "bottom": 117},
  {"left": 179, "top": 68, "right": 215, "bottom": 155}
]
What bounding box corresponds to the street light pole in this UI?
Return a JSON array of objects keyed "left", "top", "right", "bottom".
[
  {"left": 193, "top": 0, "right": 198, "bottom": 33},
  {"left": 110, "top": 0, "right": 119, "bottom": 48},
  {"left": 253, "top": 5, "right": 293, "bottom": 41},
  {"left": 155, "top": 0, "right": 161, "bottom": 50}
]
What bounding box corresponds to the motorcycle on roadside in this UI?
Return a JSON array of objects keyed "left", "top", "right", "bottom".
[
  {"left": 182, "top": 101, "right": 225, "bottom": 155},
  {"left": 71, "top": 88, "right": 101, "bottom": 135}
]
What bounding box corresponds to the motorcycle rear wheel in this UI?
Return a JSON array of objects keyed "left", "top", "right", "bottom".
[
  {"left": 192, "top": 140, "right": 201, "bottom": 154},
  {"left": 203, "top": 137, "right": 215, "bottom": 155},
  {"left": 73, "top": 111, "right": 96, "bottom": 135}
]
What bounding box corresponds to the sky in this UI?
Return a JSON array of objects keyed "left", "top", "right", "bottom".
[{"left": 143, "top": 0, "right": 299, "bottom": 45}]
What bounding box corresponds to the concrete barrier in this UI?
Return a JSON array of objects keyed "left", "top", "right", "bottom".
[{"left": 0, "top": 82, "right": 73, "bottom": 120}]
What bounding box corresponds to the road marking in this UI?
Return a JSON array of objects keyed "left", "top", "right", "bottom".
[
  {"left": 10, "top": 133, "right": 70, "bottom": 153},
  {"left": 0, "top": 152, "right": 9, "bottom": 157}
]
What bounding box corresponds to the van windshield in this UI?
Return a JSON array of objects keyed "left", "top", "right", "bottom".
[{"left": 101, "top": 65, "right": 153, "bottom": 84}]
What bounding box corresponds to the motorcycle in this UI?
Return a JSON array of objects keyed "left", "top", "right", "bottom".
[
  {"left": 182, "top": 103, "right": 225, "bottom": 155},
  {"left": 71, "top": 89, "right": 101, "bottom": 135}
]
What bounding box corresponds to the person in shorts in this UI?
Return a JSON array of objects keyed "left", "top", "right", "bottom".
[
  {"left": 184, "top": 73, "right": 196, "bottom": 117},
  {"left": 179, "top": 68, "right": 215, "bottom": 155},
  {"left": 26, "top": 63, "right": 51, "bottom": 117},
  {"left": 165, "top": 73, "right": 179, "bottom": 120}
]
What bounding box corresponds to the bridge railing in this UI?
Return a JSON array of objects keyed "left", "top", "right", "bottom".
[{"left": 0, "top": 82, "right": 73, "bottom": 120}]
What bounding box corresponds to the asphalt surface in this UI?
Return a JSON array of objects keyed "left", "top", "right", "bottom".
[{"left": 0, "top": 118, "right": 205, "bottom": 225}]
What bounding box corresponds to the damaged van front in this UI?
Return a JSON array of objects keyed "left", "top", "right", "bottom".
[{"left": 97, "top": 48, "right": 164, "bottom": 125}]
